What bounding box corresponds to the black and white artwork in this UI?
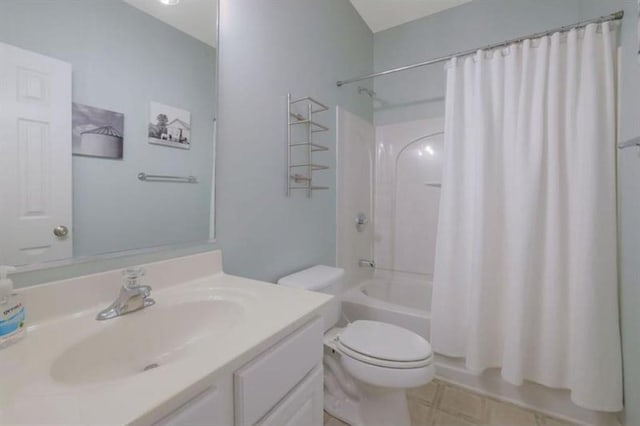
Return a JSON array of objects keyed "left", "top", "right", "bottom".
[
  {"left": 148, "top": 101, "right": 191, "bottom": 150},
  {"left": 72, "top": 103, "right": 124, "bottom": 159}
]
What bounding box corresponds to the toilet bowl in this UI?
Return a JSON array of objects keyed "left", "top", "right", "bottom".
[
  {"left": 325, "top": 320, "right": 434, "bottom": 425},
  {"left": 278, "top": 266, "right": 434, "bottom": 426}
]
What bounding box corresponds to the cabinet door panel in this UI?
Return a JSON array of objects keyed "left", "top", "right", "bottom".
[
  {"left": 154, "top": 378, "right": 233, "bottom": 426},
  {"left": 234, "top": 318, "right": 323, "bottom": 425},
  {"left": 258, "top": 365, "right": 323, "bottom": 426}
]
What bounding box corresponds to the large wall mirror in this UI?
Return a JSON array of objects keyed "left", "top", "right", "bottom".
[{"left": 0, "top": 0, "right": 218, "bottom": 268}]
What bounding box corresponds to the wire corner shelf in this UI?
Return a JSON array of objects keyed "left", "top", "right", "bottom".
[{"left": 287, "top": 93, "right": 330, "bottom": 197}]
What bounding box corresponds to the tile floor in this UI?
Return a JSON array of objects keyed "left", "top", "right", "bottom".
[{"left": 324, "top": 379, "right": 576, "bottom": 426}]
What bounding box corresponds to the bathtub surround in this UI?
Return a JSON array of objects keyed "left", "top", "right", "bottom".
[
  {"left": 432, "top": 22, "right": 622, "bottom": 411},
  {"left": 374, "top": 119, "right": 444, "bottom": 275},
  {"left": 336, "top": 107, "right": 375, "bottom": 283}
]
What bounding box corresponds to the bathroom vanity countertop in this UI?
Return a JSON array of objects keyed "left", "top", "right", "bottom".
[{"left": 0, "top": 251, "right": 332, "bottom": 425}]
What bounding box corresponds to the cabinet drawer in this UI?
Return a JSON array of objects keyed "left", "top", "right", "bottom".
[
  {"left": 234, "top": 317, "right": 323, "bottom": 426},
  {"left": 258, "top": 365, "right": 323, "bottom": 426}
]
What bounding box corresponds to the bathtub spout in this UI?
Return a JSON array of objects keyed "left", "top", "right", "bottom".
[{"left": 358, "top": 259, "right": 375, "bottom": 268}]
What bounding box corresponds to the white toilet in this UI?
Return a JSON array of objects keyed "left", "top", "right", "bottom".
[{"left": 278, "top": 265, "right": 434, "bottom": 426}]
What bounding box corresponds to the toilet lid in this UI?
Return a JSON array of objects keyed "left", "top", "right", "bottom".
[{"left": 337, "top": 320, "right": 432, "bottom": 362}]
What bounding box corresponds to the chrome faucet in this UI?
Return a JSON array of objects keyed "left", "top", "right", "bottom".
[{"left": 96, "top": 267, "right": 155, "bottom": 321}]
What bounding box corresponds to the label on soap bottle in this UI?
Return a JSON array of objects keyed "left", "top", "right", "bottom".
[{"left": 0, "top": 296, "right": 25, "bottom": 338}]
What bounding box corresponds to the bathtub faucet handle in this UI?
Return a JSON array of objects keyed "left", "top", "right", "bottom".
[
  {"left": 358, "top": 259, "right": 375, "bottom": 268},
  {"left": 355, "top": 213, "right": 369, "bottom": 232}
]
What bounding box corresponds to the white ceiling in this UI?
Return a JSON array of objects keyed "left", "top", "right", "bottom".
[
  {"left": 123, "top": 0, "right": 217, "bottom": 47},
  {"left": 349, "top": 0, "right": 472, "bottom": 33},
  {"left": 122, "top": 0, "right": 468, "bottom": 47}
]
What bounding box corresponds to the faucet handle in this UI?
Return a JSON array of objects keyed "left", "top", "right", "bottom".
[{"left": 122, "top": 267, "right": 146, "bottom": 288}]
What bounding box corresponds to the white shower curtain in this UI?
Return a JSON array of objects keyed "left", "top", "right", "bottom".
[{"left": 431, "top": 22, "right": 622, "bottom": 412}]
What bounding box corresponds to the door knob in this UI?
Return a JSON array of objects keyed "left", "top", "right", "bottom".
[{"left": 53, "top": 225, "right": 69, "bottom": 237}]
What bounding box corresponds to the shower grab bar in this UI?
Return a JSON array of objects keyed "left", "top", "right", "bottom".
[
  {"left": 138, "top": 173, "right": 197, "bottom": 183},
  {"left": 619, "top": 137, "right": 640, "bottom": 150}
]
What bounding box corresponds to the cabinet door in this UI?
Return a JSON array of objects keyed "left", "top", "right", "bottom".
[
  {"left": 258, "top": 365, "right": 323, "bottom": 426},
  {"left": 154, "top": 378, "right": 233, "bottom": 426},
  {"left": 235, "top": 318, "right": 323, "bottom": 425}
]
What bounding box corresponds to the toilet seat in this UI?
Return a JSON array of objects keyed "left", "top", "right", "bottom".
[
  {"left": 337, "top": 341, "right": 433, "bottom": 369},
  {"left": 335, "top": 320, "right": 433, "bottom": 369}
]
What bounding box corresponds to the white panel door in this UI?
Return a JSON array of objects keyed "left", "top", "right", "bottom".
[{"left": 0, "top": 42, "right": 72, "bottom": 266}]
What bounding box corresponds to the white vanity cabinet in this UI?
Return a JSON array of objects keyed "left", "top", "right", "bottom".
[
  {"left": 153, "top": 317, "right": 324, "bottom": 426},
  {"left": 0, "top": 251, "right": 333, "bottom": 425}
]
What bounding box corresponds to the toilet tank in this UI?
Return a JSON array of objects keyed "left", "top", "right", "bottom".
[{"left": 278, "top": 265, "right": 344, "bottom": 331}]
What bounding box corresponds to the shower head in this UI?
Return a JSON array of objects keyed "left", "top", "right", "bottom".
[{"left": 357, "top": 86, "right": 376, "bottom": 98}]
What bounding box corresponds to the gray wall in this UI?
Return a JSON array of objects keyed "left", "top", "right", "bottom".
[
  {"left": 373, "top": 0, "right": 621, "bottom": 126},
  {"left": 0, "top": 0, "right": 216, "bottom": 258},
  {"left": 216, "top": 0, "right": 373, "bottom": 282},
  {"left": 373, "top": 0, "right": 640, "bottom": 423}
]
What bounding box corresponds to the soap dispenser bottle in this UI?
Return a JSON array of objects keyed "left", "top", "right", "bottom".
[{"left": 0, "top": 266, "right": 25, "bottom": 349}]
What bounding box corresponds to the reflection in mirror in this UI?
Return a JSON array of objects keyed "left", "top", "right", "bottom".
[{"left": 0, "top": 0, "right": 218, "bottom": 267}]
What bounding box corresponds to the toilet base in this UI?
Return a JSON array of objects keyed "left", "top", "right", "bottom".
[
  {"left": 358, "top": 383, "right": 411, "bottom": 426},
  {"left": 323, "top": 352, "right": 419, "bottom": 426},
  {"left": 324, "top": 352, "right": 363, "bottom": 425},
  {"left": 324, "top": 388, "right": 362, "bottom": 426}
]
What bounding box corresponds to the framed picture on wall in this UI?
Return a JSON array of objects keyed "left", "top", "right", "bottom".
[
  {"left": 148, "top": 101, "right": 191, "bottom": 150},
  {"left": 72, "top": 103, "right": 124, "bottom": 159}
]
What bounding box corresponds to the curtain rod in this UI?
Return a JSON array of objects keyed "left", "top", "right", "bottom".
[{"left": 336, "top": 10, "right": 624, "bottom": 87}]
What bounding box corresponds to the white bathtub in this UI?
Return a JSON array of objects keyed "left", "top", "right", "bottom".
[{"left": 341, "top": 270, "right": 432, "bottom": 340}]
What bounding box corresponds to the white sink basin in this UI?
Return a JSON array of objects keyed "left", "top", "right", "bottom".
[{"left": 50, "top": 300, "right": 243, "bottom": 385}]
